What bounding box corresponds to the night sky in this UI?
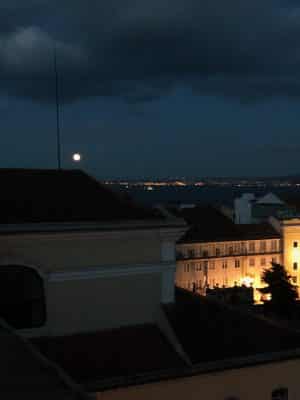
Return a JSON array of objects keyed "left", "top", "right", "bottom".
[{"left": 1, "top": 1, "right": 300, "bottom": 179}]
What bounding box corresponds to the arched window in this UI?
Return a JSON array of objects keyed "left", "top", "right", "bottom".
[
  {"left": 272, "top": 387, "right": 288, "bottom": 400},
  {"left": 0, "top": 265, "right": 46, "bottom": 329}
]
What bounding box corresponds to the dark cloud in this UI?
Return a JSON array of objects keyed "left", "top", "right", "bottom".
[{"left": 1, "top": 0, "right": 300, "bottom": 103}]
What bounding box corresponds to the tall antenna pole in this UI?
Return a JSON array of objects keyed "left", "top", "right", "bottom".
[{"left": 54, "top": 46, "right": 62, "bottom": 170}]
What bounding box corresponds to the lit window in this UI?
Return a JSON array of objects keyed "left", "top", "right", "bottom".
[
  {"left": 261, "top": 258, "right": 266, "bottom": 266},
  {"left": 294, "top": 242, "right": 298, "bottom": 248},
  {"left": 293, "top": 262, "right": 298, "bottom": 270},
  {"left": 235, "top": 259, "right": 240, "bottom": 268},
  {"left": 272, "top": 387, "right": 288, "bottom": 400},
  {"left": 249, "top": 258, "right": 255, "bottom": 267}
]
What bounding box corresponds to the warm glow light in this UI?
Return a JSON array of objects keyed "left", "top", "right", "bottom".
[
  {"left": 72, "top": 153, "right": 81, "bottom": 162},
  {"left": 241, "top": 276, "right": 254, "bottom": 287}
]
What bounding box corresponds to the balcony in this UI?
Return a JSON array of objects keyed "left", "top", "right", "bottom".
[{"left": 176, "top": 249, "right": 281, "bottom": 261}]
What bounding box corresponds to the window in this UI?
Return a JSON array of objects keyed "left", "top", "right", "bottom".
[
  {"left": 235, "top": 259, "right": 240, "bottom": 268},
  {"left": 294, "top": 262, "right": 298, "bottom": 270},
  {"left": 216, "top": 248, "right": 220, "bottom": 256},
  {"left": 184, "top": 264, "right": 190, "bottom": 273},
  {"left": 294, "top": 241, "right": 298, "bottom": 248},
  {"left": 249, "top": 242, "right": 255, "bottom": 253},
  {"left": 222, "top": 261, "right": 228, "bottom": 269},
  {"left": 234, "top": 243, "right": 240, "bottom": 253},
  {"left": 271, "top": 240, "right": 277, "bottom": 251},
  {"left": 202, "top": 250, "right": 209, "bottom": 258},
  {"left": 0, "top": 265, "right": 46, "bottom": 329},
  {"left": 228, "top": 246, "right": 234, "bottom": 255},
  {"left": 249, "top": 258, "right": 255, "bottom": 267},
  {"left": 272, "top": 387, "right": 288, "bottom": 400},
  {"left": 292, "top": 276, "right": 297, "bottom": 284},
  {"left": 261, "top": 258, "right": 266, "bottom": 266},
  {"left": 188, "top": 249, "right": 195, "bottom": 258},
  {"left": 260, "top": 241, "right": 266, "bottom": 252},
  {"left": 203, "top": 260, "right": 208, "bottom": 270},
  {"left": 209, "top": 261, "right": 215, "bottom": 270},
  {"left": 196, "top": 263, "right": 202, "bottom": 271}
]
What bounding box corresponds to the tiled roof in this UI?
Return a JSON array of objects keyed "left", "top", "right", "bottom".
[
  {"left": 165, "top": 289, "right": 300, "bottom": 364},
  {"left": 0, "top": 324, "right": 85, "bottom": 399},
  {"left": 238, "top": 223, "right": 281, "bottom": 240},
  {"left": 177, "top": 206, "right": 280, "bottom": 243},
  {"left": 0, "top": 168, "right": 163, "bottom": 224},
  {"left": 32, "top": 324, "right": 185, "bottom": 383}
]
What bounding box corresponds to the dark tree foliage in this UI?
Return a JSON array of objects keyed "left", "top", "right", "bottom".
[{"left": 259, "top": 262, "right": 298, "bottom": 317}]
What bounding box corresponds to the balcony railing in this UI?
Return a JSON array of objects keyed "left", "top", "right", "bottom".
[{"left": 176, "top": 249, "right": 281, "bottom": 260}]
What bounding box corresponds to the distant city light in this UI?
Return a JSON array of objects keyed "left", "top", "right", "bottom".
[{"left": 72, "top": 153, "right": 81, "bottom": 162}]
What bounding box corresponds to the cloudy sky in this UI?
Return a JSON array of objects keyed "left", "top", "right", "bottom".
[{"left": 1, "top": 0, "right": 300, "bottom": 178}]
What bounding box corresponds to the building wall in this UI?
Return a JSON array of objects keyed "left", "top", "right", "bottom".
[
  {"left": 176, "top": 238, "right": 282, "bottom": 302},
  {"left": 0, "top": 226, "right": 182, "bottom": 336},
  {"left": 0, "top": 230, "right": 163, "bottom": 273},
  {"left": 96, "top": 358, "right": 300, "bottom": 400},
  {"left": 47, "top": 271, "right": 162, "bottom": 336},
  {"left": 281, "top": 219, "right": 300, "bottom": 289}
]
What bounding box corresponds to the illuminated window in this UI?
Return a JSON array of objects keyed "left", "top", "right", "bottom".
[
  {"left": 293, "top": 262, "right": 298, "bottom": 270},
  {"left": 294, "top": 242, "right": 298, "bottom": 248},
  {"left": 235, "top": 259, "right": 240, "bottom": 268},
  {"left": 261, "top": 258, "right": 266, "bottom": 266},
  {"left": 272, "top": 387, "right": 288, "bottom": 400},
  {"left": 249, "top": 258, "right": 255, "bottom": 267}
]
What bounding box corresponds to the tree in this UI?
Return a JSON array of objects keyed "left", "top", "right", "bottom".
[{"left": 259, "top": 262, "right": 298, "bottom": 317}]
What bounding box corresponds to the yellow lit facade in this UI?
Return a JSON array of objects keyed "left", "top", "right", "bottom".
[
  {"left": 277, "top": 217, "right": 300, "bottom": 288},
  {"left": 176, "top": 238, "right": 282, "bottom": 302}
]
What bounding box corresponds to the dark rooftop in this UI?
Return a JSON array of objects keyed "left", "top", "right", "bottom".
[
  {"left": 0, "top": 168, "right": 163, "bottom": 224},
  {"left": 0, "top": 324, "right": 84, "bottom": 399},
  {"left": 32, "top": 293, "right": 300, "bottom": 392},
  {"left": 165, "top": 289, "right": 300, "bottom": 365},
  {"left": 32, "top": 324, "right": 184, "bottom": 384},
  {"left": 176, "top": 206, "right": 280, "bottom": 243}
]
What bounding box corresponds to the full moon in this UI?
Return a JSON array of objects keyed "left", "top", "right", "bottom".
[{"left": 72, "top": 153, "right": 81, "bottom": 162}]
